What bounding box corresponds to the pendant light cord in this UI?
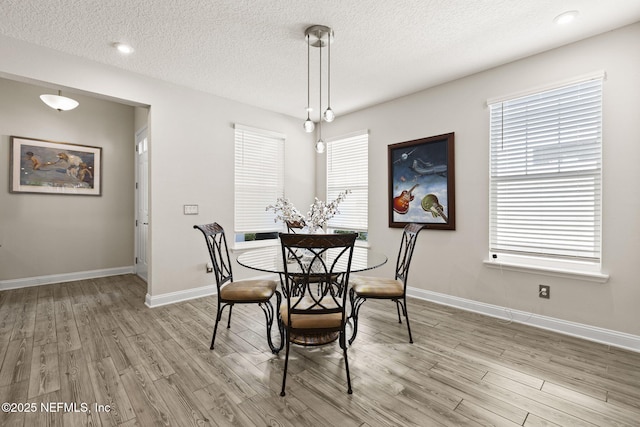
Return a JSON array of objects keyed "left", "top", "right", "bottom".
[
  {"left": 307, "top": 34, "right": 311, "bottom": 118},
  {"left": 327, "top": 30, "right": 331, "bottom": 110},
  {"left": 318, "top": 32, "right": 322, "bottom": 140}
]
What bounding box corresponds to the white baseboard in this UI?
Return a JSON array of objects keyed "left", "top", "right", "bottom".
[
  {"left": 0, "top": 266, "right": 135, "bottom": 291},
  {"left": 145, "top": 284, "right": 218, "bottom": 308},
  {"left": 144, "top": 273, "right": 277, "bottom": 308},
  {"left": 407, "top": 287, "right": 640, "bottom": 353}
]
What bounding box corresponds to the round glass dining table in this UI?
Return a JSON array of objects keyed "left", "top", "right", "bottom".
[{"left": 237, "top": 244, "right": 388, "bottom": 346}]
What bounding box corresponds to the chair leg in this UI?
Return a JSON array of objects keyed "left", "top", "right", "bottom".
[
  {"left": 349, "top": 291, "right": 365, "bottom": 346},
  {"left": 226, "top": 305, "right": 233, "bottom": 328},
  {"left": 399, "top": 298, "right": 413, "bottom": 344},
  {"left": 395, "top": 299, "right": 403, "bottom": 324},
  {"left": 210, "top": 302, "right": 233, "bottom": 350},
  {"left": 280, "top": 330, "right": 290, "bottom": 397},
  {"left": 260, "top": 292, "right": 283, "bottom": 354},
  {"left": 341, "top": 330, "right": 353, "bottom": 394},
  {"left": 210, "top": 301, "right": 228, "bottom": 350},
  {"left": 210, "top": 311, "right": 221, "bottom": 350}
]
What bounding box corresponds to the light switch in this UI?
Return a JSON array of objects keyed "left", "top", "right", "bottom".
[{"left": 184, "top": 204, "right": 199, "bottom": 215}]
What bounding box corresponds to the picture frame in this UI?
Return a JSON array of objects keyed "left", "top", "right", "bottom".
[
  {"left": 10, "top": 136, "right": 102, "bottom": 196},
  {"left": 388, "top": 132, "right": 455, "bottom": 229}
]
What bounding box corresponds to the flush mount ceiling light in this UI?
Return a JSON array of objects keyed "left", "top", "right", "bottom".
[
  {"left": 113, "top": 42, "right": 134, "bottom": 54},
  {"left": 39, "top": 90, "right": 79, "bottom": 111},
  {"left": 304, "top": 25, "right": 335, "bottom": 154},
  {"left": 554, "top": 10, "right": 579, "bottom": 25}
]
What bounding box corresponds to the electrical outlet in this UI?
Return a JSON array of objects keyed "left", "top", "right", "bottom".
[
  {"left": 539, "top": 285, "right": 550, "bottom": 299},
  {"left": 206, "top": 262, "right": 213, "bottom": 273}
]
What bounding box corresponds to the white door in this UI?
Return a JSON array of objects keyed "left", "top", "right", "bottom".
[{"left": 135, "top": 127, "right": 149, "bottom": 281}]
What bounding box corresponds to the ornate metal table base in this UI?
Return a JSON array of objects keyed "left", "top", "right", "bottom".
[{"left": 290, "top": 331, "right": 339, "bottom": 346}]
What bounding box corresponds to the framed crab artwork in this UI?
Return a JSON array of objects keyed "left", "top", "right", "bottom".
[{"left": 388, "top": 132, "right": 455, "bottom": 230}]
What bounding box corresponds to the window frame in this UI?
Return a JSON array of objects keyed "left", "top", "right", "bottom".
[
  {"left": 485, "top": 73, "right": 608, "bottom": 282},
  {"left": 233, "top": 124, "right": 285, "bottom": 249},
  {"left": 326, "top": 130, "right": 369, "bottom": 243}
]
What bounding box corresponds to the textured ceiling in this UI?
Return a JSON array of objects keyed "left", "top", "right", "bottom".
[{"left": 2, "top": 1, "right": 640, "bottom": 120}]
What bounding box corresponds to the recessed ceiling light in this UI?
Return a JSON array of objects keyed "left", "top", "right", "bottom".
[
  {"left": 113, "top": 42, "right": 134, "bottom": 54},
  {"left": 554, "top": 10, "right": 579, "bottom": 25}
]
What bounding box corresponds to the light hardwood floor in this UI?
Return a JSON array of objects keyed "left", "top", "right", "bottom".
[{"left": 0, "top": 274, "right": 639, "bottom": 426}]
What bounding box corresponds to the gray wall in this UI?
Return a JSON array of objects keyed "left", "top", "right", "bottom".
[
  {"left": 0, "top": 35, "right": 316, "bottom": 299},
  {"left": 319, "top": 23, "right": 640, "bottom": 337},
  {"left": 0, "top": 78, "right": 135, "bottom": 280}
]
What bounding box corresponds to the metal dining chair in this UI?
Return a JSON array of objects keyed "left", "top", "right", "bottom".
[
  {"left": 278, "top": 232, "right": 357, "bottom": 396},
  {"left": 348, "top": 223, "right": 427, "bottom": 345},
  {"left": 194, "top": 222, "right": 281, "bottom": 354}
]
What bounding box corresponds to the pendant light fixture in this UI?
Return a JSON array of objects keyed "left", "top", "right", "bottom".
[
  {"left": 304, "top": 25, "right": 334, "bottom": 153},
  {"left": 40, "top": 90, "right": 79, "bottom": 111}
]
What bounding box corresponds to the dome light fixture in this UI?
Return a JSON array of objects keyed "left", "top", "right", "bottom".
[{"left": 40, "top": 90, "right": 79, "bottom": 111}]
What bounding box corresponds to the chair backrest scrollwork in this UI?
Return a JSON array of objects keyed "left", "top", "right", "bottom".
[
  {"left": 395, "top": 223, "right": 427, "bottom": 287},
  {"left": 194, "top": 223, "right": 234, "bottom": 289}
]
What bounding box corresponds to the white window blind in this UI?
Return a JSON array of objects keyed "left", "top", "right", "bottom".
[
  {"left": 489, "top": 77, "right": 603, "bottom": 262},
  {"left": 234, "top": 124, "right": 285, "bottom": 234},
  {"left": 326, "top": 131, "right": 368, "bottom": 232}
]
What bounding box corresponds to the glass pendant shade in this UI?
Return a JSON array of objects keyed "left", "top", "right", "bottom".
[
  {"left": 315, "top": 139, "right": 325, "bottom": 154},
  {"left": 304, "top": 117, "right": 315, "bottom": 132},
  {"left": 40, "top": 91, "right": 79, "bottom": 111},
  {"left": 323, "top": 107, "right": 335, "bottom": 122}
]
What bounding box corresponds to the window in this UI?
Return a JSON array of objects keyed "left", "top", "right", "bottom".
[
  {"left": 326, "top": 131, "right": 368, "bottom": 240},
  {"left": 488, "top": 75, "right": 603, "bottom": 272},
  {"left": 234, "top": 124, "right": 285, "bottom": 246}
]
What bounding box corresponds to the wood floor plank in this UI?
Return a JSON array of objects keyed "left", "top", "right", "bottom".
[
  {"left": 24, "top": 389, "right": 64, "bottom": 427},
  {"left": 128, "top": 333, "right": 175, "bottom": 381},
  {"left": 455, "top": 399, "right": 524, "bottom": 426},
  {"left": 153, "top": 373, "right": 214, "bottom": 427},
  {"left": 10, "top": 287, "right": 38, "bottom": 341},
  {"left": 202, "top": 390, "right": 257, "bottom": 426},
  {"left": 101, "top": 324, "right": 141, "bottom": 374},
  {"left": 120, "top": 364, "right": 176, "bottom": 426},
  {"left": 33, "top": 286, "right": 57, "bottom": 347},
  {"left": 0, "top": 289, "right": 19, "bottom": 342},
  {"left": 27, "top": 342, "right": 60, "bottom": 398},
  {"left": 57, "top": 349, "right": 102, "bottom": 427},
  {"left": 53, "top": 290, "right": 82, "bottom": 354},
  {"left": 0, "top": 381, "right": 29, "bottom": 427},
  {"left": 87, "top": 356, "right": 135, "bottom": 425},
  {"left": 0, "top": 338, "right": 33, "bottom": 386}
]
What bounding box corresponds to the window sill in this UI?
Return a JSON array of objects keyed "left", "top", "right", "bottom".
[
  {"left": 231, "top": 239, "right": 279, "bottom": 253},
  {"left": 232, "top": 239, "right": 370, "bottom": 253},
  {"left": 483, "top": 257, "right": 609, "bottom": 283}
]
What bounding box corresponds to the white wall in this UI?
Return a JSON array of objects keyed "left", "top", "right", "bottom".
[
  {"left": 0, "top": 78, "right": 135, "bottom": 281},
  {"left": 320, "top": 23, "right": 640, "bottom": 337},
  {"left": 0, "top": 35, "right": 316, "bottom": 298}
]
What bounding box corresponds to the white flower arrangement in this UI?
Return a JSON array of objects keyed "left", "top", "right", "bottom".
[{"left": 266, "top": 189, "right": 351, "bottom": 233}]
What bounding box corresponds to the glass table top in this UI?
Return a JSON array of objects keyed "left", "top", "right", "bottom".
[{"left": 237, "top": 245, "right": 388, "bottom": 274}]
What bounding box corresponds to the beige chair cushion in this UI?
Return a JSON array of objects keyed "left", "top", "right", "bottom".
[
  {"left": 280, "top": 296, "right": 343, "bottom": 330},
  {"left": 219, "top": 279, "right": 277, "bottom": 302},
  {"left": 351, "top": 276, "right": 404, "bottom": 298}
]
